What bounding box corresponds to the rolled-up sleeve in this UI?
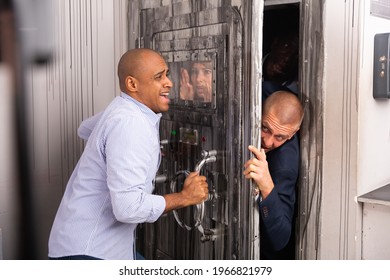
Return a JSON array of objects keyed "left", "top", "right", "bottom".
[{"left": 104, "top": 112, "right": 165, "bottom": 224}]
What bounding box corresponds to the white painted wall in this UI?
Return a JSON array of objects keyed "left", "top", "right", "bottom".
[
  {"left": 321, "top": 0, "right": 360, "bottom": 259},
  {"left": 361, "top": 203, "right": 390, "bottom": 259},
  {"left": 357, "top": 1, "right": 390, "bottom": 195},
  {"left": 0, "top": 0, "right": 128, "bottom": 259},
  {"left": 355, "top": 0, "right": 390, "bottom": 260},
  {"left": 321, "top": 0, "right": 390, "bottom": 259}
]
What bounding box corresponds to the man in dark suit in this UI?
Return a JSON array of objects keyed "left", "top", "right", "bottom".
[{"left": 243, "top": 91, "right": 303, "bottom": 259}]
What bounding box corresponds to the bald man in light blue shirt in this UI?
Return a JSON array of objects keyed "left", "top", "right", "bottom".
[{"left": 48, "top": 49, "right": 209, "bottom": 260}]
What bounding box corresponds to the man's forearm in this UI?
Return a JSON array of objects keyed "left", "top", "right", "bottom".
[{"left": 163, "top": 192, "right": 191, "bottom": 213}]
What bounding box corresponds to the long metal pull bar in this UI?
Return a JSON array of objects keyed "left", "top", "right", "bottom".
[{"left": 194, "top": 153, "right": 217, "bottom": 237}]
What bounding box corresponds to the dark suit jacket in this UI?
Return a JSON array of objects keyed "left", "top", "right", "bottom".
[{"left": 259, "top": 133, "right": 299, "bottom": 260}]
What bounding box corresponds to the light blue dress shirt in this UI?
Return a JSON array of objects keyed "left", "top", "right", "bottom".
[{"left": 48, "top": 93, "right": 166, "bottom": 260}]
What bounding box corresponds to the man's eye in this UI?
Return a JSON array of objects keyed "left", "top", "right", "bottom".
[{"left": 276, "top": 136, "right": 286, "bottom": 141}]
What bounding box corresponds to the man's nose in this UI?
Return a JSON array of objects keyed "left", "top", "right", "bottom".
[
  {"left": 262, "top": 135, "right": 274, "bottom": 149},
  {"left": 196, "top": 73, "right": 205, "bottom": 82},
  {"left": 165, "top": 76, "right": 173, "bottom": 88}
]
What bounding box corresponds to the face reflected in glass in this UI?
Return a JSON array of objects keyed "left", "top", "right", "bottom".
[
  {"left": 180, "top": 61, "right": 213, "bottom": 102},
  {"left": 190, "top": 62, "right": 212, "bottom": 102}
]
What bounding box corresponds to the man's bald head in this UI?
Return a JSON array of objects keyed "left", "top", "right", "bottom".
[
  {"left": 263, "top": 90, "right": 304, "bottom": 131},
  {"left": 117, "top": 48, "right": 163, "bottom": 92}
]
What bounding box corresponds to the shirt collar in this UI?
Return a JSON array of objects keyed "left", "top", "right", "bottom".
[{"left": 120, "top": 92, "right": 162, "bottom": 127}]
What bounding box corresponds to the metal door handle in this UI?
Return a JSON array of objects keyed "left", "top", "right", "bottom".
[{"left": 170, "top": 150, "right": 217, "bottom": 237}]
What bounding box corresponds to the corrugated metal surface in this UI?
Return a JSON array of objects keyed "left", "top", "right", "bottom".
[{"left": 0, "top": 0, "right": 128, "bottom": 259}]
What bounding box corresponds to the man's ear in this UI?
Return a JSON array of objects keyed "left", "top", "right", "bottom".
[{"left": 125, "top": 76, "right": 137, "bottom": 91}]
